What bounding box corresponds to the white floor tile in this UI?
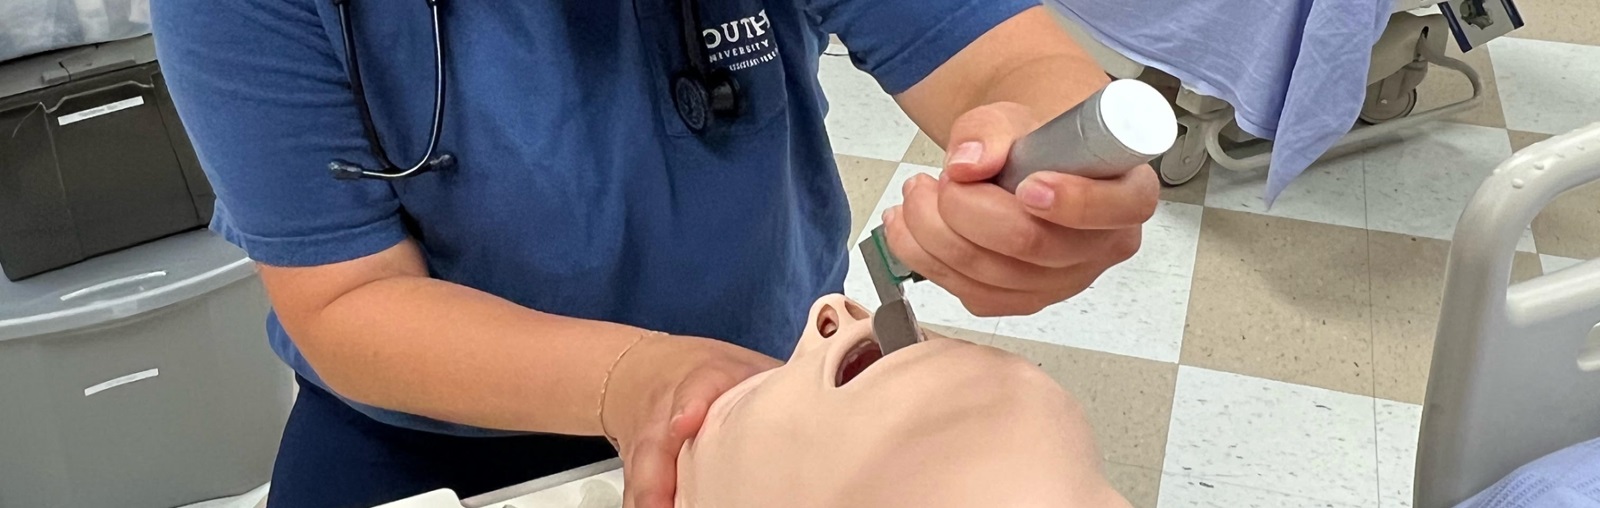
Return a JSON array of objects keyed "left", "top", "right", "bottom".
[
  {"left": 850, "top": 163, "right": 938, "bottom": 244},
  {"left": 1164, "top": 367, "right": 1381, "bottom": 507},
  {"left": 1517, "top": 228, "right": 1539, "bottom": 254},
  {"left": 990, "top": 200, "right": 1200, "bottom": 362},
  {"left": 842, "top": 247, "right": 881, "bottom": 306},
  {"left": 1491, "top": 37, "right": 1600, "bottom": 136},
  {"left": 995, "top": 265, "right": 1190, "bottom": 362},
  {"left": 1205, "top": 154, "right": 1367, "bottom": 229},
  {"left": 1363, "top": 122, "right": 1514, "bottom": 244},
  {"left": 1540, "top": 254, "right": 1587, "bottom": 275},
  {"left": 1376, "top": 400, "right": 1423, "bottom": 508},
  {"left": 819, "top": 45, "right": 919, "bottom": 161},
  {"left": 1126, "top": 201, "right": 1204, "bottom": 277},
  {"left": 1158, "top": 473, "right": 1365, "bottom": 508}
]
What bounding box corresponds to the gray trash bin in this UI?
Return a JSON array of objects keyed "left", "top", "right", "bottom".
[{"left": 0, "top": 229, "right": 293, "bottom": 508}]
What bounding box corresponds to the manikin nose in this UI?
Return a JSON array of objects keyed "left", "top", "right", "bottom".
[{"left": 811, "top": 294, "right": 871, "bottom": 339}]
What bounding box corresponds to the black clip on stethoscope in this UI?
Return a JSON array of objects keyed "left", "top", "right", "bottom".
[{"left": 327, "top": 0, "right": 743, "bottom": 181}]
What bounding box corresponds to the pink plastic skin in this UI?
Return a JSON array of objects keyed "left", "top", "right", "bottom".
[{"left": 675, "top": 294, "right": 1131, "bottom": 508}]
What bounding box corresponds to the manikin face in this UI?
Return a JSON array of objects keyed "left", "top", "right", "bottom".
[{"left": 675, "top": 294, "right": 1130, "bottom": 508}]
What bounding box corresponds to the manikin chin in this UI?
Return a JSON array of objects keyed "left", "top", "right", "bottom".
[{"left": 675, "top": 294, "right": 1134, "bottom": 508}]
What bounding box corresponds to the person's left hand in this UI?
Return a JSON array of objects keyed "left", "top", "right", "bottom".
[
  {"left": 882, "top": 101, "right": 1159, "bottom": 316},
  {"left": 603, "top": 335, "right": 781, "bottom": 508}
]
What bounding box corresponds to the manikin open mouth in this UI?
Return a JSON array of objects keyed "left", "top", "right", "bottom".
[
  {"left": 814, "top": 300, "right": 883, "bottom": 387},
  {"left": 836, "top": 339, "right": 884, "bottom": 387}
]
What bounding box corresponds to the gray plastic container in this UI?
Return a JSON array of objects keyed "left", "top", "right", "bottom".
[{"left": 0, "top": 229, "right": 292, "bottom": 508}]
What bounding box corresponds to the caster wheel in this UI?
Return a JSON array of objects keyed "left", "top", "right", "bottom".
[
  {"left": 1360, "top": 87, "right": 1418, "bottom": 125},
  {"left": 1156, "top": 133, "right": 1206, "bottom": 186}
]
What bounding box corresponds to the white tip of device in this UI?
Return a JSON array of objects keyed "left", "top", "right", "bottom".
[{"left": 1100, "top": 79, "right": 1178, "bottom": 157}]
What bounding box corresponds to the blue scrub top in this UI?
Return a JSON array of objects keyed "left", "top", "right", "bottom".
[{"left": 152, "top": 0, "right": 1033, "bottom": 435}]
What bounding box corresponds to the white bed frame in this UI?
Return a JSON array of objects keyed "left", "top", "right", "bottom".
[{"left": 1415, "top": 122, "right": 1600, "bottom": 507}]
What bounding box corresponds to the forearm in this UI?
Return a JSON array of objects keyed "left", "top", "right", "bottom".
[
  {"left": 896, "top": 6, "right": 1110, "bottom": 146},
  {"left": 278, "top": 272, "right": 649, "bottom": 435}
]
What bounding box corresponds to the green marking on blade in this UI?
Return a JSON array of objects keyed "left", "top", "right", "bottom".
[{"left": 869, "top": 227, "right": 913, "bottom": 284}]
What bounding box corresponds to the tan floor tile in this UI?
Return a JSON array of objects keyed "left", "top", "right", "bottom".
[
  {"left": 983, "top": 335, "right": 1178, "bottom": 469},
  {"left": 834, "top": 154, "right": 898, "bottom": 241},
  {"left": 1415, "top": 42, "right": 1505, "bottom": 129},
  {"left": 1513, "top": 250, "right": 1545, "bottom": 283},
  {"left": 1103, "top": 462, "right": 1161, "bottom": 508},
  {"left": 1369, "top": 231, "right": 1543, "bottom": 308},
  {"left": 1506, "top": 0, "right": 1600, "bottom": 46},
  {"left": 1372, "top": 251, "right": 1540, "bottom": 405},
  {"left": 1533, "top": 180, "right": 1600, "bottom": 259},
  {"left": 1193, "top": 208, "right": 1372, "bottom": 302},
  {"left": 1158, "top": 162, "right": 1209, "bottom": 206},
  {"left": 1372, "top": 305, "right": 1438, "bottom": 405},
  {"left": 1182, "top": 276, "right": 1375, "bottom": 396},
  {"left": 1369, "top": 232, "right": 1450, "bottom": 313},
  {"left": 922, "top": 322, "right": 995, "bottom": 344},
  {"left": 1507, "top": 129, "right": 1554, "bottom": 152},
  {"left": 901, "top": 130, "right": 945, "bottom": 167}
]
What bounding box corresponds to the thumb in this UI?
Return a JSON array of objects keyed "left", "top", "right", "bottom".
[{"left": 941, "top": 102, "right": 1039, "bottom": 183}]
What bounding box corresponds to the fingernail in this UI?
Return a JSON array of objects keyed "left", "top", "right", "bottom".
[
  {"left": 1018, "top": 179, "right": 1055, "bottom": 209},
  {"left": 882, "top": 207, "right": 898, "bottom": 224},
  {"left": 947, "top": 141, "right": 983, "bottom": 166},
  {"left": 902, "top": 177, "right": 918, "bottom": 195}
]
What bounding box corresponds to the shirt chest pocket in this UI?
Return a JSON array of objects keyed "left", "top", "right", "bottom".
[{"left": 634, "top": 0, "right": 791, "bottom": 137}]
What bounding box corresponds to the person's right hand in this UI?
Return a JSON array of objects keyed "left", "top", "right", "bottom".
[{"left": 601, "top": 335, "right": 781, "bottom": 508}]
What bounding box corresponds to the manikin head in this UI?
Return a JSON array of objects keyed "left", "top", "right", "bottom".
[{"left": 675, "top": 294, "right": 1130, "bottom": 508}]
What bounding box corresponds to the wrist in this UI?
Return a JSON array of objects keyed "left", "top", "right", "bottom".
[
  {"left": 600, "top": 335, "right": 780, "bottom": 447},
  {"left": 601, "top": 334, "right": 694, "bottom": 445}
]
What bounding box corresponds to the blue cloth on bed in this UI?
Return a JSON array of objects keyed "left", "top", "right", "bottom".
[
  {"left": 1047, "top": 0, "right": 1390, "bottom": 204},
  {"left": 1456, "top": 438, "right": 1600, "bottom": 508}
]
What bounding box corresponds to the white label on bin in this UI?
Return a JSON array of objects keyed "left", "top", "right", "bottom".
[
  {"left": 57, "top": 96, "right": 145, "bottom": 126},
  {"left": 84, "top": 368, "right": 159, "bottom": 396}
]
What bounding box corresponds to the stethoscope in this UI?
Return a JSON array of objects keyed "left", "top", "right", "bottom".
[{"left": 327, "top": 0, "right": 743, "bottom": 181}]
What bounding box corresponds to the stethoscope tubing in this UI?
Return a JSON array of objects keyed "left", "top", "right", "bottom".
[{"left": 332, "top": 0, "right": 452, "bottom": 181}]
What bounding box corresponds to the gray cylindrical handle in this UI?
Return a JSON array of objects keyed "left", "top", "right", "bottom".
[{"left": 992, "top": 79, "right": 1178, "bottom": 192}]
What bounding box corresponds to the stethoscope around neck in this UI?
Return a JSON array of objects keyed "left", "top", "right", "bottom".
[{"left": 327, "top": 0, "right": 744, "bottom": 182}]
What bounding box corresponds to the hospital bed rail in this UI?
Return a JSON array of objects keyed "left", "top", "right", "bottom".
[{"left": 1416, "top": 121, "right": 1600, "bottom": 507}]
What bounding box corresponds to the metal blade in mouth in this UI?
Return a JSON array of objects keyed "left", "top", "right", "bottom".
[{"left": 871, "top": 298, "right": 924, "bottom": 356}]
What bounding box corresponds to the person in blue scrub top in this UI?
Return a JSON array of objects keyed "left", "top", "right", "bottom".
[{"left": 152, "top": 1, "right": 1158, "bottom": 507}]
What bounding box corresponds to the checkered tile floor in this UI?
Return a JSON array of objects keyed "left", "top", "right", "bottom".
[{"left": 822, "top": 5, "right": 1600, "bottom": 506}]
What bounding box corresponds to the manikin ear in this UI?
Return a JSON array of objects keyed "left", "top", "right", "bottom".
[{"left": 791, "top": 294, "right": 873, "bottom": 361}]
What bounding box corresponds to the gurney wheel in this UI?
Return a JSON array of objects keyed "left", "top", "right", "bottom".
[
  {"left": 1359, "top": 88, "right": 1418, "bottom": 125},
  {"left": 1156, "top": 132, "right": 1207, "bottom": 186}
]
